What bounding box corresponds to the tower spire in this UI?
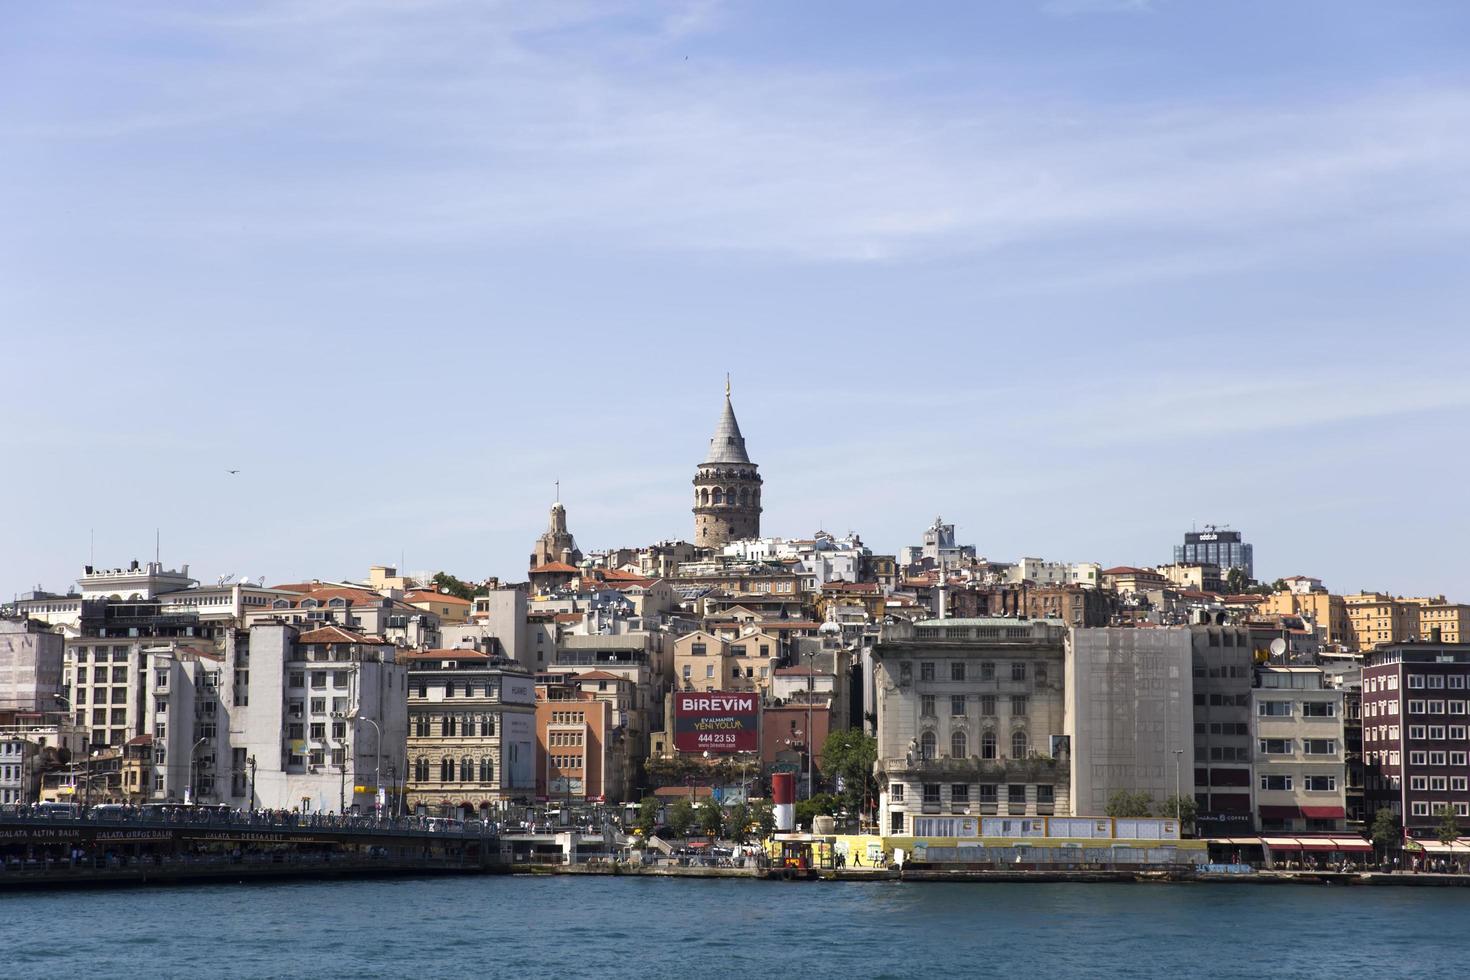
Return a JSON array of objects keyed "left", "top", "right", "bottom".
[{"left": 725, "top": 373, "right": 731, "bottom": 398}]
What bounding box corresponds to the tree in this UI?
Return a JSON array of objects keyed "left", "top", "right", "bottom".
[
  {"left": 1161, "top": 794, "right": 1198, "bottom": 835},
  {"left": 794, "top": 792, "right": 840, "bottom": 829},
  {"left": 1370, "top": 807, "right": 1401, "bottom": 860},
  {"left": 726, "top": 802, "right": 751, "bottom": 845},
  {"left": 698, "top": 799, "right": 724, "bottom": 839},
  {"left": 1105, "top": 790, "right": 1154, "bottom": 818},
  {"left": 1223, "top": 567, "right": 1250, "bottom": 595},
  {"left": 634, "top": 797, "right": 659, "bottom": 838},
  {"left": 751, "top": 799, "right": 776, "bottom": 840},
  {"left": 821, "top": 729, "right": 877, "bottom": 819},
  {"left": 429, "top": 571, "right": 478, "bottom": 600},
  {"left": 668, "top": 798, "right": 696, "bottom": 838},
  {"left": 1434, "top": 805, "right": 1461, "bottom": 846}
]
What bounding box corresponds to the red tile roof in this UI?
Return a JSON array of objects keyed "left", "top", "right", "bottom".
[
  {"left": 297, "top": 625, "right": 387, "bottom": 645},
  {"left": 403, "top": 590, "right": 472, "bottom": 606},
  {"left": 400, "top": 649, "right": 491, "bottom": 661},
  {"left": 571, "top": 670, "right": 628, "bottom": 682},
  {"left": 530, "top": 562, "right": 581, "bottom": 574}
]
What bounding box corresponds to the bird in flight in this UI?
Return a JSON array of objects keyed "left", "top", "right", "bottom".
[{"left": 227, "top": 469, "right": 240, "bottom": 475}]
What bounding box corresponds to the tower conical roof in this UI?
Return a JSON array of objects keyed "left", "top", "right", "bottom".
[{"left": 704, "top": 390, "right": 751, "bottom": 465}]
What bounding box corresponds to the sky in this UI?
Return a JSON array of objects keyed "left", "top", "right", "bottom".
[{"left": 3, "top": 0, "right": 1469, "bottom": 601}]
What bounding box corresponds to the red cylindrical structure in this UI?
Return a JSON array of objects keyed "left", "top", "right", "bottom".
[{"left": 772, "top": 772, "right": 795, "bottom": 832}]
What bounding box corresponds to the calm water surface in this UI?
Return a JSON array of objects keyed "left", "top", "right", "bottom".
[{"left": 3, "top": 876, "right": 1466, "bottom": 978}]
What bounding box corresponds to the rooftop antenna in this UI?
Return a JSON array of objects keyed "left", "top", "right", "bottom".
[
  {"left": 725, "top": 373, "right": 731, "bottom": 398},
  {"left": 155, "top": 528, "right": 160, "bottom": 565},
  {"left": 90, "top": 528, "right": 94, "bottom": 567},
  {"left": 555, "top": 479, "right": 560, "bottom": 503}
]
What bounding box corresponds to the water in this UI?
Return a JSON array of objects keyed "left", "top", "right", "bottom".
[{"left": 3, "top": 877, "right": 1467, "bottom": 978}]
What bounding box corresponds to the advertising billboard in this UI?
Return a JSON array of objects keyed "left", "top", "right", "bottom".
[{"left": 673, "top": 691, "right": 759, "bottom": 752}]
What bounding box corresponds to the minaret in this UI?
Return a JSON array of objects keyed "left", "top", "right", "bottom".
[{"left": 693, "top": 377, "right": 762, "bottom": 548}]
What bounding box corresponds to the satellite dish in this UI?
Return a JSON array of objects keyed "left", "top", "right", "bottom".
[{"left": 1269, "top": 638, "right": 1287, "bottom": 657}]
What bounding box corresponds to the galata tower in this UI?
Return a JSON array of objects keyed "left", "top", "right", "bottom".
[{"left": 693, "top": 379, "right": 762, "bottom": 548}]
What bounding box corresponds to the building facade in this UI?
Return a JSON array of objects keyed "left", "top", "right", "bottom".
[
  {"left": 1362, "top": 641, "right": 1470, "bottom": 837},
  {"left": 1067, "top": 627, "right": 1194, "bottom": 817},
  {"left": 1173, "top": 527, "right": 1253, "bottom": 580},
  {"left": 873, "top": 619, "right": 1070, "bottom": 835},
  {"left": 403, "top": 650, "right": 537, "bottom": 817},
  {"left": 0, "top": 618, "right": 65, "bottom": 714},
  {"left": 1251, "top": 665, "right": 1347, "bottom": 833},
  {"left": 1190, "top": 625, "right": 1255, "bottom": 836}
]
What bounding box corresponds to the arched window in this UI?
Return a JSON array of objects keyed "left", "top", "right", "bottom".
[
  {"left": 919, "top": 731, "right": 936, "bottom": 760},
  {"left": 445, "top": 680, "right": 455, "bottom": 698},
  {"left": 700, "top": 488, "right": 710, "bottom": 506},
  {"left": 981, "top": 731, "right": 997, "bottom": 760},
  {"left": 713, "top": 488, "right": 724, "bottom": 505},
  {"left": 1011, "top": 730, "right": 1028, "bottom": 759},
  {"left": 440, "top": 757, "right": 453, "bottom": 782},
  {"left": 460, "top": 757, "right": 474, "bottom": 781},
  {"left": 482, "top": 717, "right": 495, "bottom": 736},
  {"left": 479, "top": 758, "right": 493, "bottom": 782},
  {"left": 951, "top": 731, "right": 967, "bottom": 759},
  {"left": 738, "top": 487, "right": 749, "bottom": 506},
  {"left": 414, "top": 757, "right": 429, "bottom": 782},
  {"left": 444, "top": 716, "right": 457, "bottom": 737}
]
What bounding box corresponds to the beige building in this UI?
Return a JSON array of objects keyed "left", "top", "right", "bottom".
[
  {"left": 1406, "top": 597, "right": 1470, "bottom": 645},
  {"left": 1251, "top": 665, "right": 1346, "bottom": 833},
  {"left": 873, "top": 618, "right": 1071, "bottom": 835},
  {"left": 672, "top": 630, "right": 730, "bottom": 693},
  {"left": 1256, "top": 589, "right": 1353, "bottom": 649},
  {"left": 1345, "top": 593, "right": 1418, "bottom": 651},
  {"left": 1156, "top": 564, "right": 1223, "bottom": 594},
  {"left": 402, "top": 590, "right": 473, "bottom": 625},
  {"left": 403, "top": 650, "right": 537, "bottom": 817}
]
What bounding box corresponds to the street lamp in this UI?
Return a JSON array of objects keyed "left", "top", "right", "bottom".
[
  {"left": 804, "top": 648, "right": 816, "bottom": 801},
  {"left": 1173, "top": 749, "right": 1184, "bottom": 824},
  {"left": 187, "top": 737, "right": 208, "bottom": 804},
  {"left": 247, "top": 754, "right": 258, "bottom": 812},
  {"left": 335, "top": 711, "right": 381, "bottom": 820}
]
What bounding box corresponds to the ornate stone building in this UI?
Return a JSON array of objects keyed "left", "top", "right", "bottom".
[
  {"left": 693, "top": 382, "right": 761, "bottom": 548},
  {"left": 530, "top": 499, "right": 581, "bottom": 570}
]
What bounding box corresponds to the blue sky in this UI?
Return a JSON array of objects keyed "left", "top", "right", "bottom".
[{"left": 3, "top": 1, "right": 1469, "bottom": 600}]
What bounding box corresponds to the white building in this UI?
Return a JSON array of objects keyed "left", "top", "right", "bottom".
[
  {"left": 1066, "top": 627, "right": 1195, "bottom": 816},
  {"left": 78, "top": 561, "right": 196, "bottom": 601},
  {"left": 1004, "top": 559, "right": 1101, "bottom": 589}
]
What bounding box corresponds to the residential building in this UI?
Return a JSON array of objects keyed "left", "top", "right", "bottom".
[
  {"left": 899, "top": 516, "right": 976, "bottom": 569},
  {"left": 222, "top": 624, "right": 408, "bottom": 813},
  {"left": 1157, "top": 563, "right": 1224, "bottom": 594},
  {"left": 402, "top": 589, "right": 473, "bottom": 625},
  {"left": 1362, "top": 640, "right": 1470, "bottom": 837},
  {"left": 1101, "top": 567, "right": 1170, "bottom": 593},
  {"left": 1067, "top": 627, "right": 1194, "bottom": 817},
  {"left": 873, "top": 619, "right": 1070, "bottom": 835},
  {"left": 673, "top": 630, "right": 730, "bottom": 693},
  {"left": 692, "top": 381, "right": 762, "bottom": 548},
  {"left": 1251, "top": 665, "right": 1347, "bottom": 833},
  {"left": 1004, "top": 558, "right": 1102, "bottom": 589},
  {"left": 1345, "top": 593, "right": 1418, "bottom": 651},
  {"left": 0, "top": 734, "right": 40, "bottom": 804},
  {"left": 403, "top": 649, "right": 537, "bottom": 817},
  {"left": 535, "top": 677, "right": 627, "bottom": 804},
  {"left": 143, "top": 644, "right": 225, "bottom": 802},
  {"left": 1408, "top": 598, "right": 1470, "bottom": 645},
  {"left": 1173, "top": 526, "right": 1253, "bottom": 580},
  {"left": 1256, "top": 588, "right": 1352, "bottom": 649},
  {"left": 1189, "top": 625, "right": 1256, "bottom": 836}
]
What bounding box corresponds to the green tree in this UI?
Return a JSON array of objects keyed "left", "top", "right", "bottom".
[
  {"left": 634, "top": 797, "right": 659, "bottom": 838},
  {"left": 1105, "top": 790, "right": 1154, "bottom": 818},
  {"left": 751, "top": 799, "right": 776, "bottom": 840},
  {"left": 726, "top": 802, "right": 751, "bottom": 845},
  {"left": 1434, "top": 805, "right": 1461, "bottom": 846},
  {"left": 668, "top": 798, "right": 696, "bottom": 838},
  {"left": 1161, "top": 794, "right": 1198, "bottom": 835},
  {"left": 698, "top": 799, "right": 724, "bottom": 838},
  {"left": 1223, "top": 567, "right": 1249, "bottom": 595},
  {"left": 429, "top": 571, "right": 478, "bottom": 600},
  {"left": 1370, "top": 807, "right": 1401, "bottom": 860},
  {"left": 794, "top": 792, "right": 840, "bottom": 829},
  {"left": 821, "top": 729, "right": 877, "bottom": 818}
]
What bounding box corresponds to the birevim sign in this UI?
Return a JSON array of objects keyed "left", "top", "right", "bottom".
[{"left": 673, "top": 691, "right": 759, "bottom": 752}]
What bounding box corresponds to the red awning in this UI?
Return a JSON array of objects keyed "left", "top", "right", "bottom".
[
  {"left": 1300, "top": 806, "right": 1346, "bottom": 819},
  {"left": 1258, "top": 805, "right": 1301, "bottom": 819}
]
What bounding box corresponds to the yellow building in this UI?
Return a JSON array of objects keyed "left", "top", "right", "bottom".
[
  {"left": 672, "top": 630, "right": 730, "bottom": 692},
  {"left": 1344, "top": 593, "right": 1418, "bottom": 651},
  {"left": 1256, "top": 590, "right": 1353, "bottom": 649},
  {"left": 402, "top": 589, "right": 473, "bottom": 624},
  {"left": 1406, "top": 597, "right": 1470, "bottom": 645}
]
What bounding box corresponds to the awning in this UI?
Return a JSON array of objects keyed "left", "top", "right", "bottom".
[
  {"left": 1329, "top": 837, "right": 1373, "bottom": 853},
  {"left": 1296, "top": 837, "right": 1342, "bottom": 852},
  {"left": 1419, "top": 840, "right": 1470, "bottom": 854},
  {"left": 1262, "top": 837, "right": 1302, "bottom": 849},
  {"left": 1259, "top": 806, "right": 1301, "bottom": 819},
  {"left": 1301, "top": 806, "right": 1346, "bottom": 819}
]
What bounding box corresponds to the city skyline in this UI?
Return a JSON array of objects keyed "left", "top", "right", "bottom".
[{"left": 5, "top": 1, "right": 1470, "bottom": 599}]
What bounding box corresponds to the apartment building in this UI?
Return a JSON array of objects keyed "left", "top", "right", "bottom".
[
  {"left": 1345, "top": 593, "right": 1418, "bottom": 652},
  {"left": 1251, "top": 665, "right": 1347, "bottom": 833},
  {"left": 1190, "top": 625, "right": 1255, "bottom": 835}
]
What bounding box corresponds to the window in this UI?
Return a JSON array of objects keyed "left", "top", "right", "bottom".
[
  {"left": 1452, "top": 752, "right": 1468, "bottom": 767},
  {"left": 951, "top": 783, "right": 970, "bottom": 804},
  {"left": 1408, "top": 675, "right": 1425, "bottom": 689},
  {"left": 1302, "top": 702, "right": 1336, "bottom": 718},
  {"left": 1303, "top": 775, "right": 1336, "bottom": 792},
  {"left": 1258, "top": 701, "right": 1292, "bottom": 717},
  {"left": 980, "top": 695, "right": 996, "bottom": 716},
  {"left": 310, "top": 698, "right": 325, "bottom": 714},
  {"left": 921, "top": 695, "right": 936, "bottom": 717},
  {"left": 1011, "top": 730, "right": 1028, "bottom": 759},
  {"left": 1410, "top": 726, "right": 1427, "bottom": 740},
  {"left": 922, "top": 783, "right": 940, "bottom": 805},
  {"left": 1428, "top": 675, "right": 1445, "bottom": 689},
  {"left": 479, "top": 758, "right": 493, "bottom": 782},
  {"left": 1303, "top": 739, "right": 1336, "bottom": 755},
  {"left": 1258, "top": 739, "right": 1291, "bottom": 755},
  {"left": 460, "top": 757, "right": 473, "bottom": 781},
  {"left": 890, "top": 784, "right": 904, "bottom": 801},
  {"left": 1410, "top": 776, "right": 1428, "bottom": 791},
  {"left": 705, "top": 664, "right": 714, "bottom": 679},
  {"left": 920, "top": 732, "right": 936, "bottom": 760},
  {"left": 951, "top": 731, "right": 967, "bottom": 759},
  {"left": 979, "top": 784, "right": 998, "bottom": 805},
  {"left": 1409, "top": 700, "right": 1425, "bottom": 714},
  {"left": 1451, "top": 676, "right": 1466, "bottom": 690},
  {"left": 1011, "top": 695, "right": 1028, "bottom": 716},
  {"left": 1451, "top": 702, "right": 1467, "bottom": 715},
  {"left": 1429, "top": 727, "right": 1446, "bottom": 740},
  {"left": 1260, "top": 774, "right": 1293, "bottom": 791},
  {"left": 440, "top": 757, "right": 453, "bottom": 781},
  {"left": 1011, "top": 663, "right": 1026, "bottom": 682},
  {"left": 1411, "top": 802, "right": 1430, "bottom": 817},
  {"left": 1411, "top": 751, "right": 1427, "bottom": 765},
  {"left": 445, "top": 681, "right": 455, "bottom": 698},
  {"left": 980, "top": 662, "right": 995, "bottom": 681},
  {"left": 981, "top": 731, "right": 997, "bottom": 760},
  {"left": 950, "top": 695, "right": 965, "bottom": 716},
  {"left": 1430, "top": 776, "right": 1447, "bottom": 792},
  {"left": 288, "top": 672, "right": 304, "bottom": 688},
  {"left": 1430, "top": 751, "right": 1446, "bottom": 765},
  {"left": 891, "top": 811, "right": 904, "bottom": 834},
  {"left": 415, "top": 757, "right": 429, "bottom": 781},
  {"left": 311, "top": 673, "right": 327, "bottom": 689},
  {"left": 1428, "top": 701, "right": 1445, "bottom": 714},
  {"left": 1453, "top": 777, "right": 1469, "bottom": 792},
  {"left": 921, "top": 662, "right": 935, "bottom": 682},
  {"left": 950, "top": 662, "right": 966, "bottom": 682},
  {"left": 287, "top": 723, "right": 303, "bottom": 739},
  {"left": 1007, "top": 785, "right": 1027, "bottom": 814}
]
